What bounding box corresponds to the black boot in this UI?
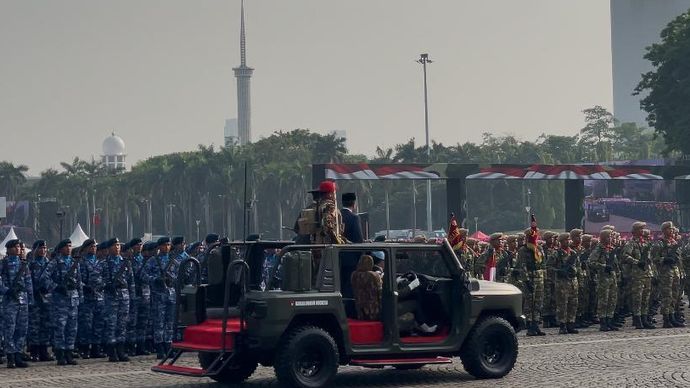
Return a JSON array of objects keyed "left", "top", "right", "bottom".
[
  {"left": 607, "top": 318, "right": 619, "bottom": 331},
  {"left": 14, "top": 353, "right": 28, "bottom": 368},
  {"left": 90, "top": 344, "right": 105, "bottom": 359},
  {"left": 600, "top": 319, "right": 611, "bottom": 331},
  {"left": 127, "top": 342, "right": 136, "bottom": 356},
  {"left": 117, "top": 343, "right": 130, "bottom": 362},
  {"left": 0, "top": 350, "right": 4, "bottom": 364},
  {"left": 29, "top": 345, "right": 39, "bottom": 362},
  {"left": 641, "top": 315, "right": 655, "bottom": 329},
  {"left": 6, "top": 353, "right": 15, "bottom": 369},
  {"left": 145, "top": 339, "right": 154, "bottom": 353},
  {"left": 106, "top": 344, "right": 118, "bottom": 362},
  {"left": 534, "top": 322, "right": 546, "bottom": 336},
  {"left": 633, "top": 315, "right": 644, "bottom": 329},
  {"left": 663, "top": 314, "right": 673, "bottom": 328},
  {"left": 671, "top": 313, "right": 686, "bottom": 328},
  {"left": 38, "top": 345, "right": 54, "bottom": 362},
  {"left": 155, "top": 343, "right": 166, "bottom": 359},
  {"left": 79, "top": 344, "right": 91, "bottom": 359},
  {"left": 55, "top": 349, "right": 67, "bottom": 366},
  {"left": 64, "top": 349, "right": 77, "bottom": 365},
  {"left": 591, "top": 315, "right": 600, "bottom": 324},
  {"left": 566, "top": 323, "right": 579, "bottom": 334},
  {"left": 558, "top": 323, "right": 568, "bottom": 334},
  {"left": 136, "top": 341, "right": 149, "bottom": 356}
]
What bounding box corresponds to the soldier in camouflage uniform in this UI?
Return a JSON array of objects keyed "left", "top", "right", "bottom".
[
  {"left": 313, "top": 180, "right": 345, "bottom": 244},
  {"left": 350, "top": 255, "right": 382, "bottom": 320},
  {"left": 580, "top": 235, "right": 599, "bottom": 324},
  {"left": 554, "top": 233, "right": 579, "bottom": 334},
  {"left": 653, "top": 221, "right": 685, "bottom": 328},
  {"left": 27, "top": 240, "right": 54, "bottom": 362},
  {"left": 541, "top": 231, "right": 558, "bottom": 327},
  {"left": 590, "top": 229, "right": 619, "bottom": 331},
  {"left": 42, "top": 239, "right": 82, "bottom": 365},
  {"left": 515, "top": 220, "right": 546, "bottom": 336},
  {"left": 621, "top": 222, "right": 655, "bottom": 329},
  {"left": 1, "top": 239, "right": 33, "bottom": 368},
  {"left": 569, "top": 229, "right": 588, "bottom": 328},
  {"left": 682, "top": 236, "right": 690, "bottom": 320},
  {"left": 500, "top": 235, "right": 523, "bottom": 291},
  {"left": 644, "top": 229, "right": 661, "bottom": 322},
  {"left": 465, "top": 238, "right": 480, "bottom": 277},
  {"left": 127, "top": 238, "right": 150, "bottom": 356},
  {"left": 145, "top": 237, "right": 180, "bottom": 359},
  {"left": 102, "top": 238, "right": 135, "bottom": 361},
  {"left": 672, "top": 227, "right": 685, "bottom": 324},
  {"left": 476, "top": 233, "right": 505, "bottom": 281},
  {"left": 76, "top": 239, "right": 107, "bottom": 359}
]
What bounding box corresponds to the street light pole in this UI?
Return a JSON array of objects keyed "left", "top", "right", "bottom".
[
  {"left": 195, "top": 219, "right": 201, "bottom": 242},
  {"left": 166, "top": 203, "right": 176, "bottom": 237},
  {"left": 417, "top": 53, "right": 433, "bottom": 233}
]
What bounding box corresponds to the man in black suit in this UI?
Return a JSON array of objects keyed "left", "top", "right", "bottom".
[{"left": 341, "top": 192, "right": 364, "bottom": 243}]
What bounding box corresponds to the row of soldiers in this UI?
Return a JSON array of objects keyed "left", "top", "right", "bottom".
[
  {"left": 455, "top": 219, "right": 689, "bottom": 335},
  {"left": 0, "top": 233, "right": 215, "bottom": 368}
]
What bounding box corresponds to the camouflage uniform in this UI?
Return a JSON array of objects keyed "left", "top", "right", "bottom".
[
  {"left": 314, "top": 198, "right": 345, "bottom": 244},
  {"left": 1, "top": 255, "right": 33, "bottom": 360},
  {"left": 77, "top": 253, "right": 106, "bottom": 356},
  {"left": 145, "top": 249, "right": 180, "bottom": 355},
  {"left": 129, "top": 251, "right": 151, "bottom": 353},
  {"left": 515, "top": 242, "right": 545, "bottom": 335},
  {"left": 554, "top": 246, "right": 579, "bottom": 327},
  {"left": 621, "top": 233, "right": 653, "bottom": 327},
  {"left": 28, "top": 255, "right": 52, "bottom": 350},
  {"left": 103, "top": 253, "right": 134, "bottom": 360},
  {"left": 653, "top": 235, "right": 683, "bottom": 326},
  {"left": 42, "top": 253, "right": 82, "bottom": 360},
  {"left": 579, "top": 239, "right": 599, "bottom": 323},
  {"left": 350, "top": 255, "right": 382, "bottom": 320},
  {"left": 589, "top": 240, "right": 618, "bottom": 327},
  {"left": 541, "top": 233, "right": 557, "bottom": 326}
]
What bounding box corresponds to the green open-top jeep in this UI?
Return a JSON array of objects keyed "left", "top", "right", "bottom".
[{"left": 152, "top": 239, "right": 525, "bottom": 388}]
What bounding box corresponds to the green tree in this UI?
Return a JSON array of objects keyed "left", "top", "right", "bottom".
[
  {"left": 579, "top": 106, "right": 615, "bottom": 162},
  {"left": 636, "top": 10, "right": 690, "bottom": 156}
]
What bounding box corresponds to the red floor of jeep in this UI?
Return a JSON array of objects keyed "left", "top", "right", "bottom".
[
  {"left": 347, "top": 319, "right": 448, "bottom": 345},
  {"left": 175, "top": 319, "right": 241, "bottom": 350}
]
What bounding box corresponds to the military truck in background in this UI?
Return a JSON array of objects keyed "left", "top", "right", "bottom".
[{"left": 152, "top": 239, "right": 524, "bottom": 388}]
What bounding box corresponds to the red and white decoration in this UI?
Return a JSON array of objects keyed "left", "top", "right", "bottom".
[
  {"left": 466, "top": 165, "right": 663, "bottom": 180},
  {"left": 325, "top": 164, "right": 441, "bottom": 180}
]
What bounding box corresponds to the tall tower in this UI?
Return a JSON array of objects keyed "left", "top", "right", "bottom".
[{"left": 234, "top": 0, "right": 253, "bottom": 145}]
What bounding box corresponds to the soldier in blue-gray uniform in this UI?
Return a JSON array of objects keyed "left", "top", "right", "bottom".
[
  {"left": 141, "top": 241, "right": 157, "bottom": 354},
  {"left": 27, "top": 240, "right": 54, "bottom": 362},
  {"left": 146, "top": 237, "right": 180, "bottom": 359},
  {"left": 1, "top": 239, "right": 33, "bottom": 368},
  {"left": 76, "top": 239, "right": 106, "bottom": 359},
  {"left": 42, "top": 239, "right": 82, "bottom": 366},
  {"left": 125, "top": 238, "right": 150, "bottom": 356},
  {"left": 102, "top": 238, "right": 135, "bottom": 362}
]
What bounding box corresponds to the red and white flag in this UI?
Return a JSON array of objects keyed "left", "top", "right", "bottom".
[{"left": 484, "top": 253, "right": 497, "bottom": 282}]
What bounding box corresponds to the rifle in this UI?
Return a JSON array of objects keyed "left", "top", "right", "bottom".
[
  {"left": 604, "top": 247, "right": 615, "bottom": 276},
  {"left": 112, "top": 256, "right": 131, "bottom": 290},
  {"left": 134, "top": 255, "right": 151, "bottom": 296},
  {"left": 3, "top": 259, "right": 28, "bottom": 302},
  {"left": 557, "top": 249, "right": 578, "bottom": 279},
  {"left": 157, "top": 255, "right": 176, "bottom": 288},
  {"left": 62, "top": 259, "right": 80, "bottom": 292},
  {"left": 31, "top": 259, "right": 50, "bottom": 304}
]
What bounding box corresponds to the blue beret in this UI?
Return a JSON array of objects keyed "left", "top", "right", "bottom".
[
  {"left": 204, "top": 234, "right": 219, "bottom": 244},
  {"left": 142, "top": 241, "right": 157, "bottom": 251},
  {"left": 81, "top": 239, "right": 96, "bottom": 249},
  {"left": 96, "top": 242, "right": 106, "bottom": 250},
  {"left": 55, "top": 239, "right": 72, "bottom": 251},
  {"left": 157, "top": 236, "right": 171, "bottom": 246},
  {"left": 172, "top": 236, "right": 185, "bottom": 245},
  {"left": 128, "top": 238, "right": 143, "bottom": 246},
  {"left": 372, "top": 251, "right": 385, "bottom": 262},
  {"left": 186, "top": 241, "right": 201, "bottom": 253},
  {"left": 103, "top": 238, "right": 120, "bottom": 249},
  {"left": 121, "top": 242, "right": 131, "bottom": 251},
  {"left": 5, "top": 239, "right": 22, "bottom": 249},
  {"left": 32, "top": 240, "right": 47, "bottom": 250}
]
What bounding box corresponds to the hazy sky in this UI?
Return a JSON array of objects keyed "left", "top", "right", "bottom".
[{"left": 1, "top": 0, "right": 613, "bottom": 174}]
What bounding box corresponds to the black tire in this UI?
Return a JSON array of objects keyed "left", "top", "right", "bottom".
[
  {"left": 274, "top": 326, "right": 340, "bottom": 388},
  {"left": 460, "top": 316, "right": 518, "bottom": 379},
  {"left": 198, "top": 351, "right": 258, "bottom": 384}
]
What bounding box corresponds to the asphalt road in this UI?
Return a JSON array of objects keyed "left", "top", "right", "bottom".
[{"left": 2, "top": 320, "right": 690, "bottom": 388}]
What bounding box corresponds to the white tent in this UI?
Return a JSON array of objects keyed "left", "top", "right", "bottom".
[
  {"left": 68, "top": 223, "right": 89, "bottom": 247},
  {"left": 0, "top": 226, "right": 19, "bottom": 256}
]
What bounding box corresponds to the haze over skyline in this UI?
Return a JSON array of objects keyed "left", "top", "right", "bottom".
[{"left": 2, "top": 1, "right": 618, "bottom": 174}]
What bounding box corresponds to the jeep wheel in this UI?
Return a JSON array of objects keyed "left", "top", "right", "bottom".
[
  {"left": 274, "top": 326, "right": 339, "bottom": 388},
  {"left": 198, "top": 351, "right": 257, "bottom": 384},
  {"left": 460, "top": 316, "right": 518, "bottom": 379}
]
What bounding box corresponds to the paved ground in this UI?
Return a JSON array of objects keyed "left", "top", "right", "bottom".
[{"left": 2, "top": 323, "right": 690, "bottom": 388}]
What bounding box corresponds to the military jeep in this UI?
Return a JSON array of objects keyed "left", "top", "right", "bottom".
[{"left": 152, "top": 239, "right": 524, "bottom": 388}]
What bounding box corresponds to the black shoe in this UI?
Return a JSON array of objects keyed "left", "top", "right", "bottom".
[
  {"left": 79, "top": 344, "right": 91, "bottom": 359},
  {"left": 38, "top": 345, "right": 54, "bottom": 362},
  {"left": 633, "top": 315, "right": 643, "bottom": 329},
  {"left": 671, "top": 314, "right": 686, "bottom": 328},
  {"left": 116, "top": 343, "right": 130, "bottom": 362},
  {"left": 641, "top": 315, "right": 655, "bottom": 329},
  {"left": 89, "top": 344, "right": 106, "bottom": 359},
  {"left": 14, "top": 353, "right": 28, "bottom": 368},
  {"left": 600, "top": 321, "right": 611, "bottom": 331},
  {"left": 55, "top": 349, "right": 67, "bottom": 366},
  {"left": 607, "top": 318, "right": 619, "bottom": 331},
  {"left": 136, "top": 341, "right": 149, "bottom": 356},
  {"left": 145, "top": 339, "right": 154, "bottom": 353},
  {"left": 6, "top": 353, "right": 15, "bottom": 369},
  {"left": 64, "top": 349, "right": 78, "bottom": 365},
  {"left": 155, "top": 343, "right": 166, "bottom": 359},
  {"left": 591, "top": 316, "right": 600, "bottom": 324},
  {"left": 107, "top": 345, "right": 118, "bottom": 362},
  {"left": 29, "top": 345, "right": 38, "bottom": 362},
  {"left": 566, "top": 323, "right": 579, "bottom": 334},
  {"left": 534, "top": 322, "right": 546, "bottom": 336},
  {"left": 663, "top": 314, "right": 673, "bottom": 328},
  {"left": 558, "top": 323, "right": 568, "bottom": 334}
]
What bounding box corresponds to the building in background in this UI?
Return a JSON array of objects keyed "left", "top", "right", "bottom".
[
  {"left": 233, "top": 0, "right": 253, "bottom": 146},
  {"left": 102, "top": 132, "right": 127, "bottom": 170},
  {"left": 610, "top": 0, "right": 690, "bottom": 126},
  {"left": 224, "top": 118, "right": 239, "bottom": 146}
]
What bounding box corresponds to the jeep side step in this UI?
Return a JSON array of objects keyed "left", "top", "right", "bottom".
[
  {"left": 151, "top": 364, "right": 206, "bottom": 377},
  {"left": 350, "top": 356, "right": 452, "bottom": 367}
]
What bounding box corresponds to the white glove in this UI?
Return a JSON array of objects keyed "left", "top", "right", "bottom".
[{"left": 408, "top": 277, "right": 421, "bottom": 291}]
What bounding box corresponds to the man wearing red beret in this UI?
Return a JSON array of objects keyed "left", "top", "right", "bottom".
[{"left": 314, "top": 180, "right": 346, "bottom": 244}]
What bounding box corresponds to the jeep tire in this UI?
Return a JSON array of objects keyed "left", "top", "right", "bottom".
[
  {"left": 274, "top": 326, "right": 340, "bottom": 388},
  {"left": 198, "top": 351, "right": 257, "bottom": 384},
  {"left": 460, "top": 316, "right": 518, "bottom": 379}
]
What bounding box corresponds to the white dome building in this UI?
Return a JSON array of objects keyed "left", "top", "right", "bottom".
[{"left": 102, "top": 132, "right": 127, "bottom": 170}]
